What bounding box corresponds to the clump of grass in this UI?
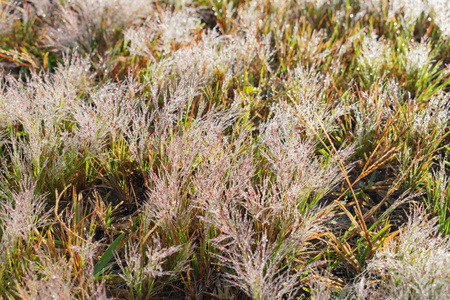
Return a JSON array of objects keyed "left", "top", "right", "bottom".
[
  {"left": 0, "top": 0, "right": 449, "bottom": 299},
  {"left": 356, "top": 207, "right": 450, "bottom": 299}
]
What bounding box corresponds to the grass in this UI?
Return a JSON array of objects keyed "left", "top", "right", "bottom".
[{"left": 0, "top": 0, "right": 449, "bottom": 299}]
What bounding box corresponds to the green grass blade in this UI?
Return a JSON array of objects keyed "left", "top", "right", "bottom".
[{"left": 94, "top": 232, "right": 125, "bottom": 277}]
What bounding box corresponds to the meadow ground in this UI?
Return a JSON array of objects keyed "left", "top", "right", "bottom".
[{"left": 0, "top": 1, "right": 449, "bottom": 299}]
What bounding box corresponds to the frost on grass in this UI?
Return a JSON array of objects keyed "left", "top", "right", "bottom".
[
  {"left": 0, "top": 177, "right": 47, "bottom": 257},
  {"left": 127, "top": 13, "right": 274, "bottom": 92},
  {"left": 259, "top": 103, "right": 354, "bottom": 212},
  {"left": 206, "top": 201, "right": 334, "bottom": 299},
  {"left": 284, "top": 65, "right": 353, "bottom": 138},
  {"left": 212, "top": 221, "right": 305, "bottom": 300},
  {"left": 352, "top": 80, "right": 396, "bottom": 145},
  {"left": 34, "top": 0, "right": 154, "bottom": 50},
  {"left": 143, "top": 100, "right": 244, "bottom": 229},
  {"left": 428, "top": 0, "right": 450, "bottom": 39},
  {"left": 115, "top": 236, "right": 189, "bottom": 294},
  {"left": 358, "top": 33, "right": 389, "bottom": 77},
  {"left": 403, "top": 39, "right": 435, "bottom": 75},
  {"left": 356, "top": 0, "right": 450, "bottom": 39},
  {"left": 411, "top": 90, "right": 450, "bottom": 137},
  {"left": 125, "top": 9, "right": 201, "bottom": 56},
  {"left": 0, "top": 1, "right": 18, "bottom": 35},
  {"left": 0, "top": 0, "right": 449, "bottom": 299},
  {"left": 15, "top": 237, "right": 107, "bottom": 300},
  {"left": 189, "top": 102, "right": 354, "bottom": 299},
  {"left": 356, "top": 207, "right": 450, "bottom": 299}
]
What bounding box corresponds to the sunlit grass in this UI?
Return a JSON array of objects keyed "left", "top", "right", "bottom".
[{"left": 0, "top": 0, "right": 449, "bottom": 299}]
